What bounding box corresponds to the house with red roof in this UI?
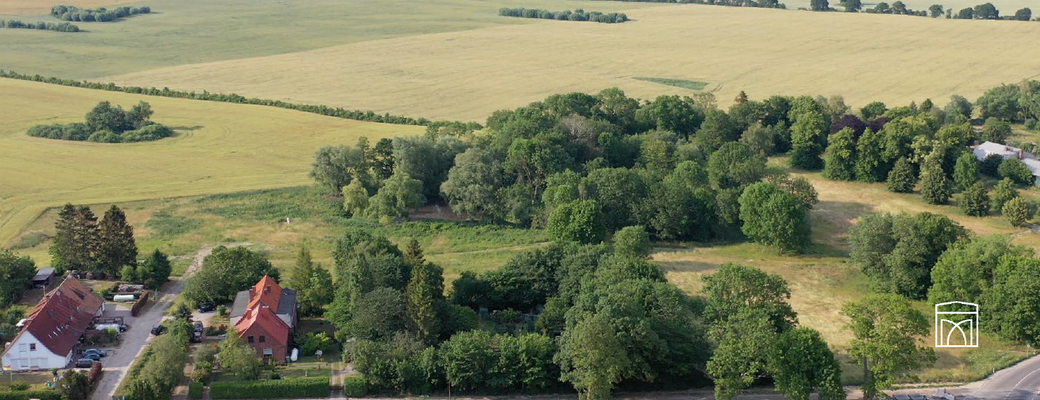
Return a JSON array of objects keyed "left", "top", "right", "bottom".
[
  {"left": 229, "top": 276, "right": 297, "bottom": 362},
  {"left": 2, "top": 277, "right": 105, "bottom": 371}
]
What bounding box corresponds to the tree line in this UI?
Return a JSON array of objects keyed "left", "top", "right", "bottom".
[
  {"left": 822, "top": 0, "right": 1035, "bottom": 21},
  {"left": 498, "top": 8, "right": 629, "bottom": 23},
  {"left": 817, "top": 81, "right": 1040, "bottom": 224},
  {"left": 49, "top": 203, "right": 171, "bottom": 288},
  {"left": 28, "top": 100, "right": 175, "bottom": 143},
  {"left": 588, "top": 0, "right": 786, "bottom": 10},
  {"left": 0, "top": 20, "right": 80, "bottom": 32},
  {"left": 50, "top": 5, "right": 151, "bottom": 22},
  {"left": 0, "top": 70, "right": 447, "bottom": 126}
]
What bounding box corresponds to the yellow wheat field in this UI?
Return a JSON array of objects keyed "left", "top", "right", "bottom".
[
  {"left": 0, "top": 78, "right": 423, "bottom": 246},
  {"left": 103, "top": 4, "right": 1040, "bottom": 122}
]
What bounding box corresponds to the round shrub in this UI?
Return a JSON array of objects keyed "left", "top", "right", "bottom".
[
  {"left": 959, "top": 182, "right": 990, "bottom": 217},
  {"left": 613, "top": 225, "right": 651, "bottom": 258},
  {"left": 1004, "top": 197, "right": 1036, "bottom": 227},
  {"left": 999, "top": 158, "right": 1034, "bottom": 186}
]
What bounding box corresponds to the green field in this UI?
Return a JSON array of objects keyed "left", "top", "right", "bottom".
[
  {"left": 0, "top": 0, "right": 656, "bottom": 79},
  {"left": 0, "top": 77, "right": 422, "bottom": 247}
]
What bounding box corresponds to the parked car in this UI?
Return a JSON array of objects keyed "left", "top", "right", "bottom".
[
  {"left": 193, "top": 321, "right": 204, "bottom": 332},
  {"left": 83, "top": 348, "right": 107, "bottom": 358},
  {"left": 197, "top": 302, "right": 216, "bottom": 313},
  {"left": 74, "top": 358, "right": 97, "bottom": 368},
  {"left": 81, "top": 352, "right": 101, "bottom": 361},
  {"left": 150, "top": 324, "right": 166, "bottom": 335}
]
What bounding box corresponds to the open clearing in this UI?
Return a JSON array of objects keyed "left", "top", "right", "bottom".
[
  {"left": 0, "top": 77, "right": 422, "bottom": 246},
  {"left": 103, "top": 4, "right": 1040, "bottom": 121}
]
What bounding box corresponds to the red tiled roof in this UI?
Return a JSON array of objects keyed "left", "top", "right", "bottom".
[
  {"left": 4, "top": 277, "right": 104, "bottom": 358},
  {"left": 234, "top": 302, "right": 290, "bottom": 347},
  {"left": 249, "top": 275, "right": 283, "bottom": 310}
]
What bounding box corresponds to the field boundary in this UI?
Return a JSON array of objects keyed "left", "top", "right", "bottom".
[{"left": 0, "top": 70, "right": 455, "bottom": 127}]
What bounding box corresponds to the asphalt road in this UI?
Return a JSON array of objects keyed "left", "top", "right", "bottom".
[
  {"left": 964, "top": 354, "right": 1040, "bottom": 400},
  {"left": 89, "top": 246, "right": 214, "bottom": 400}
]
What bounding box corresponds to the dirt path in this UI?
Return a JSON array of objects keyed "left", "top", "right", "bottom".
[{"left": 90, "top": 245, "right": 217, "bottom": 400}]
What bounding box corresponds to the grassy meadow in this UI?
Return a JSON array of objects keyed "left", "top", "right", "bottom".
[
  {"left": 0, "top": 77, "right": 423, "bottom": 246},
  {"left": 102, "top": 4, "right": 1040, "bottom": 121}
]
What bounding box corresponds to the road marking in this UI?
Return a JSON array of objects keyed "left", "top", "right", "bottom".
[{"left": 1002, "top": 367, "right": 1040, "bottom": 400}]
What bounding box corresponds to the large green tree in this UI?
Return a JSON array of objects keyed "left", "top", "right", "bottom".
[
  {"left": 959, "top": 181, "right": 990, "bottom": 217},
  {"left": 986, "top": 256, "right": 1040, "bottom": 344},
  {"left": 928, "top": 235, "right": 1026, "bottom": 306},
  {"left": 183, "top": 246, "right": 280, "bottom": 303},
  {"left": 886, "top": 157, "right": 916, "bottom": 193},
  {"left": 406, "top": 258, "right": 445, "bottom": 345},
  {"left": 771, "top": 328, "right": 845, "bottom": 400},
  {"left": 738, "top": 183, "right": 811, "bottom": 253},
  {"left": 309, "top": 145, "right": 371, "bottom": 194},
  {"left": 789, "top": 110, "right": 828, "bottom": 170},
  {"left": 855, "top": 129, "right": 887, "bottom": 182},
  {"left": 98, "top": 205, "right": 137, "bottom": 276},
  {"left": 218, "top": 329, "right": 261, "bottom": 380},
  {"left": 823, "top": 127, "right": 857, "bottom": 181},
  {"left": 920, "top": 153, "right": 952, "bottom": 205},
  {"left": 50, "top": 204, "right": 100, "bottom": 274},
  {"left": 440, "top": 147, "right": 505, "bottom": 221},
  {"left": 136, "top": 250, "right": 171, "bottom": 290},
  {"left": 548, "top": 200, "right": 606, "bottom": 244},
  {"left": 701, "top": 263, "right": 797, "bottom": 331},
  {"left": 708, "top": 142, "right": 766, "bottom": 189},
  {"left": 841, "top": 294, "right": 935, "bottom": 400},
  {"left": 0, "top": 251, "right": 36, "bottom": 309},
  {"left": 952, "top": 152, "right": 980, "bottom": 191},
  {"left": 993, "top": 178, "right": 1019, "bottom": 213},
  {"left": 366, "top": 171, "right": 426, "bottom": 222}
]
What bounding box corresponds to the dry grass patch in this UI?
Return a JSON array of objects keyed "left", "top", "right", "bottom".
[{"left": 104, "top": 4, "right": 1040, "bottom": 121}]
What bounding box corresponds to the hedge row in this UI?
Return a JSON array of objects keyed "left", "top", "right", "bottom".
[
  {"left": 0, "top": 70, "right": 435, "bottom": 127},
  {"left": 209, "top": 377, "right": 330, "bottom": 399},
  {"left": 0, "top": 391, "right": 61, "bottom": 400},
  {"left": 188, "top": 382, "right": 204, "bottom": 400},
  {"left": 0, "top": 20, "right": 80, "bottom": 32},
  {"left": 342, "top": 376, "right": 368, "bottom": 397}
]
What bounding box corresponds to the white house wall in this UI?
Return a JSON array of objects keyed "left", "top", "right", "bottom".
[{"left": 1, "top": 330, "right": 71, "bottom": 371}]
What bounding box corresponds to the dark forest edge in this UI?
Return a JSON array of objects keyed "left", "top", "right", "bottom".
[
  {"left": 499, "top": 8, "right": 629, "bottom": 23},
  {"left": 0, "top": 70, "right": 472, "bottom": 128}
]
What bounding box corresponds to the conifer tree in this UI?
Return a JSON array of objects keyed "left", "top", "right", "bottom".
[
  {"left": 886, "top": 157, "right": 917, "bottom": 193},
  {"left": 959, "top": 182, "right": 990, "bottom": 217},
  {"left": 50, "top": 204, "right": 100, "bottom": 274},
  {"left": 920, "top": 154, "right": 952, "bottom": 205},
  {"left": 406, "top": 257, "right": 444, "bottom": 344},
  {"left": 99, "top": 205, "right": 137, "bottom": 276},
  {"left": 822, "top": 127, "right": 856, "bottom": 181},
  {"left": 137, "top": 250, "right": 171, "bottom": 290},
  {"left": 952, "top": 152, "right": 979, "bottom": 191}
]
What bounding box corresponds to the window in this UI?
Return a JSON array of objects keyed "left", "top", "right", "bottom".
[
  {"left": 248, "top": 336, "right": 254, "bottom": 343},
  {"left": 29, "top": 344, "right": 36, "bottom": 351},
  {"left": 259, "top": 336, "right": 266, "bottom": 343}
]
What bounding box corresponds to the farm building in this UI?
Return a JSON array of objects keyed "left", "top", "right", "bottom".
[
  {"left": 973, "top": 141, "right": 1040, "bottom": 184},
  {"left": 230, "top": 276, "right": 297, "bottom": 362},
  {"left": 32, "top": 268, "right": 55, "bottom": 289},
  {"left": 1, "top": 277, "right": 105, "bottom": 370}
]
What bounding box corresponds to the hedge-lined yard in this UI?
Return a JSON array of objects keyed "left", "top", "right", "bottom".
[
  {"left": 209, "top": 377, "right": 330, "bottom": 399},
  {"left": 0, "top": 390, "right": 61, "bottom": 400}
]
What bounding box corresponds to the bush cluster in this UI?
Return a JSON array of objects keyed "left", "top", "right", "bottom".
[
  {"left": 27, "top": 101, "right": 174, "bottom": 143},
  {"left": 0, "top": 20, "right": 80, "bottom": 32},
  {"left": 498, "top": 8, "right": 628, "bottom": 23},
  {"left": 342, "top": 376, "right": 368, "bottom": 397},
  {"left": 50, "top": 5, "right": 150, "bottom": 22},
  {"left": 0, "top": 70, "right": 442, "bottom": 126},
  {"left": 209, "top": 377, "right": 330, "bottom": 399},
  {"left": 188, "top": 382, "right": 204, "bottom": 400}
]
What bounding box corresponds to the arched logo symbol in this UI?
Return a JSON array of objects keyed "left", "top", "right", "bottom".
[{"left": 935, "top": 301, "right": 979, "bottom": 348}]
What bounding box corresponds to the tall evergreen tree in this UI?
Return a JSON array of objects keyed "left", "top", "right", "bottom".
[
  {"left": 405, "top": 259, "right": 444, "bottom": 344},
  {"left": 404, "top": 238, "right": 425, "bottom": 267},
  {"left": 50, "top": 204, "right": 100, "bottom": 274},
  {"left": 822, "top": 127, "right": 856, "bottom": 181},
  {"left": 98, "top": 205, "right": 137, "bottom": 276},
  {"left": 855, "top": 129, "right": 886, "bottom": 182},
  {"left": 952, "top": 152, "right": 979, "bottom": 191},
  {"left": 289, "top": 246, "right": 316, "bottom": 294},
  {"left": 886, "top": 157, "right": 917, "bottom": 193},
  {"left": 920, "top": 154, "right": 952, "bottom": 205}
]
